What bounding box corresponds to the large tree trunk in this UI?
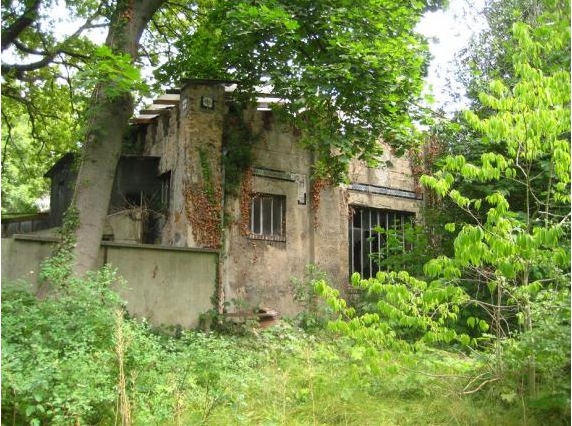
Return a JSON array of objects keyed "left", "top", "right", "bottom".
[{"left": 71, "top": 0, "right": 165, "bottom": 276}]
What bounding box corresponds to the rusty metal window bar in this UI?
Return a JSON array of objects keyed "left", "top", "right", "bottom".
[
  {"left": 159, "top": 171, "right": 171, "bottom": 212},
  {"left": 249, "top": 194, "right": 286, "bottom": 242},
  {"left": 349, "top": 206, "right": 414, "bottom": 279}
]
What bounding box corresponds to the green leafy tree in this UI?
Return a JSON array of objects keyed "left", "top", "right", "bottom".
[
  {"left": 317, "top": 11, "right": 570, "bottom": 406},
  {"left": 458, "top": 0, "right": 570, "bottom": 110},
  {"left": 1, "top": 116, "right": 49, "bottom": 214},
  {"left": 423, "top": 14, "right": 570, "bottom": 396},
  {"left": 1, "top": 0, "right": 100, "bottom": 204},
  {"left": 157, "top": 0, "right": 443, "bottom": 182}
]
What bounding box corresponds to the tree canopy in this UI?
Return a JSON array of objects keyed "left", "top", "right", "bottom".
[
  {"left": 2, "top": 0, "right": 105, "bottom": 213},
  {"left": 2, "top": 0, "right": 445, "bottom": 273},
  {"left": 157, "top": 0, "right": 443, "bottom": 181},
  {"left": 2, "top": 0, "right": 445, "bottom": 201}
]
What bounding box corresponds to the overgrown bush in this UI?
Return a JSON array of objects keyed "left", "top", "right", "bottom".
[
  {"left": 2, "top": 267, "right": 122, "bottom": 425},
  {"left": 290, "top": 264, "right": 333, "bottom": 330},
  {"left": 3, "top": 270, "right": 562, "bottom": 425}
]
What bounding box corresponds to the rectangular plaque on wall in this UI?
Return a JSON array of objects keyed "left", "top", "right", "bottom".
[{"left": 348, "top": 183, "right": 423, "bottom": 200}]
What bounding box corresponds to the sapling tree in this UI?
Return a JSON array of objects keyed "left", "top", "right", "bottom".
[
  {"left": 421, "top": 15, "right": 570, "bottom": 394},
  {"left": 316, "top": 13, "right": 570, "bottom": 399}
]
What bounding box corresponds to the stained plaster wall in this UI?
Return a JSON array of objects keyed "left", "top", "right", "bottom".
[
  {"left": 137, "top": 80, "right": 421, "bottom": 318},
  {"left": 222, "top": 111, "right": 314, "bottom": 315},
  {"left": 1, "top": 237, "right": 216, "bottom": 328},
  {"left": 141, "top": 82, "right": 225, "bottom": 248},
  {"left": 222, "top": 115, "right": 421, "bottom": 317}
]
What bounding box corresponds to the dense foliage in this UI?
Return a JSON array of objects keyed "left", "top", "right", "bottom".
[
  {"left": 3, "top": 267, "right": 564, "bottom": 425},
  {"left": 156, "top": 0, "right": 442, "bottom": 182},
  {"left": 314, "top": 4, "right": 570, "bottom": 419},
  {"left": 1, "top": 0, "right": 99, "bottom": 213}
]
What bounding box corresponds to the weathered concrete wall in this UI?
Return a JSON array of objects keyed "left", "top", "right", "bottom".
[
  {"left": 142, "top": 82, "right": 225, "bottom": 249},
  {"left": 221, "top": 111, "right": 311, "bottom": 316},
  {"left": 312, "top": 185, "right": 351, "bottom": 290},
  {"left": 132, "top": 81, "right": 421, "bottom": 318},
  {"left": 1, "top": 237, "right": 217, "bottom": 328},
  {"left": 222, "top": 115, "right": 421, "bottom": 316},
  {"left": 2, "top": 236, "right": 56, "bottom": 287},
  {"left": 105, "top": 243, "right": 217, "bottom": 328},
  {"left": 348, "top": 144, "right": 418, "bottom": 193}
]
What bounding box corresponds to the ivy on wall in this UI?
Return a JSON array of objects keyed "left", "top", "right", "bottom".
[
  {"left": 223, "top": 103, "right": 258, "bottom": 197},
  {"left": 310, "top": 177, "right": 331, "bottom": 228},
  {"left": 183, "top": 180, "right": 222, "bottom": 249},
  {"left": 238, "top": 167, "right": 253, "bottom": 236}
]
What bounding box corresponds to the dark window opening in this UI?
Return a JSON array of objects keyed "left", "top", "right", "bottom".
[
  {"left": 250, "top": 194, "right": 286, "bottom": 242},
  {"left": 125, "top": 192, "right": 143, "bottom": 207},
  {"left": 349, "top": 206, "right": 414, "bottom": 278}
]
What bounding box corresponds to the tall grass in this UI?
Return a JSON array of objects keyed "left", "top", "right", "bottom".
[{"left": 2, "top": 270, "right": 567, "bottom": 425}]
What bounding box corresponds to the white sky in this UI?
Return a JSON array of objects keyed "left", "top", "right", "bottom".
[{"left": 416, "top": 0, "right": 488, "bottom": 114}]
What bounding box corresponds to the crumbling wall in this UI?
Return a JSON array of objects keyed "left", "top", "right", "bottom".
[
  {"left": 142, "top": 82, "right": 225, "bottom": 248},
  {"left": 223, "top": 114, "right": 421, "bottom": 317},
  {"left": 223, "top": 110, "right": 313, "bottom": 315},
  {"left": 137, "top": 82, "right": 421, "bottom": 319}
]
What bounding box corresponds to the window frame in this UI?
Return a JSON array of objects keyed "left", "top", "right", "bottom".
[
  {"left": 158, "top": 171, "right": 172, "bottom": 213},
  {"left": 249, "top": 193, "right": 286, "bottom": 242},
  {"left": 349, "top": 206, "right": 414, "bottom": 278}
]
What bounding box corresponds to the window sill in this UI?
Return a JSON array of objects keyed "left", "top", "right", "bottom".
[{"left": 248, "top": 233, "right": 286, "bottom": 243}]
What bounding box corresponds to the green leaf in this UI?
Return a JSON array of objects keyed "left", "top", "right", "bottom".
[
  {"left": 498, "top": 261, "right": 515, "bottom": 279},
  {"left": 478, "top": 320, "right": 489, "bottom": 332},
  {"left": 467, "top": 316, "right": 476, "bottom": 328}
]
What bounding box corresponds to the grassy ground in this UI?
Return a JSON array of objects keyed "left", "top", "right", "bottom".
[
  {"left": 139, "top": 324, "right": 553, "bottom": 426},
  {"left": 3, "top": 278, "right": 567, "bottom": 425}
]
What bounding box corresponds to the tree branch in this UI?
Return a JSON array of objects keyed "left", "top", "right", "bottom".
[
  {"left": 2, "top": 11, "right": 106, "bottom": 77},
  {"left": 1, "top": 0, "right": 42, "bottom": 51}
]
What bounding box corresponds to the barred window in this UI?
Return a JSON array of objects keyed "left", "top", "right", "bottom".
[
  {"left": 159, "top": 171, "right": 171, "bottom": 212},
  {"left": 250, "top": 194, "right": 286, "bottom": 242},
  {"left": 349, "top": 206, "right": 414, "bottom": 278}
]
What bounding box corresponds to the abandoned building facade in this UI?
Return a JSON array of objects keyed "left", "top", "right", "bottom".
[
  {"left": 113, "top": 79, "right": 422, "bottom": 316},
  {"left": 3, "top": 79, "right": 423, "bottom": 326}
]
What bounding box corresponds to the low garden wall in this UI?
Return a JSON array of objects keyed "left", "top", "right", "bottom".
[{"left": 1, "top": 235, "right": 218, "bottom": 328}]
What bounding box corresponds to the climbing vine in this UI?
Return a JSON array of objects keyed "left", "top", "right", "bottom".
[
  {"left": 39, "top": 206, "right": 80, "bottom": 287},
  {"left": 238, "top": 167, "right": 253, "bottom": 236},
  {"left": 198, "top": 148, "right": 216, "bottom": 203},
  {"left": 183, "top": 180, "right": 222, "bottom": 249},
  {"left": 223, "top": 103, "right": 259, "bottom": 197},
  {"left": 408, "top": 134, "right": 443, "bottom": 196},
  {"left": 310, "top": 177, "right": 331, "bottom": 228}
]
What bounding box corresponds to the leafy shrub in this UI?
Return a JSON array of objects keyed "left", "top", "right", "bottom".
[
  {"left": 2, "top": 267, "right": 122, "bottom": 425},
  {"left": 290, "top": 264, "right": 333, "bottom": 330}
]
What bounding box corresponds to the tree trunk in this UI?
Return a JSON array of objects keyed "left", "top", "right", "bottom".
[{"left": 71, "top": 0, "right": 165, "bottom": 276}]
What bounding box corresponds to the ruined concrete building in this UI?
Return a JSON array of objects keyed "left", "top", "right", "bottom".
[
  {"left": 127, "top": 79, "right": 422, "bottom": 315},
  {"left": 4, "top": 79, "right": 423, "bottom": 326}
]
